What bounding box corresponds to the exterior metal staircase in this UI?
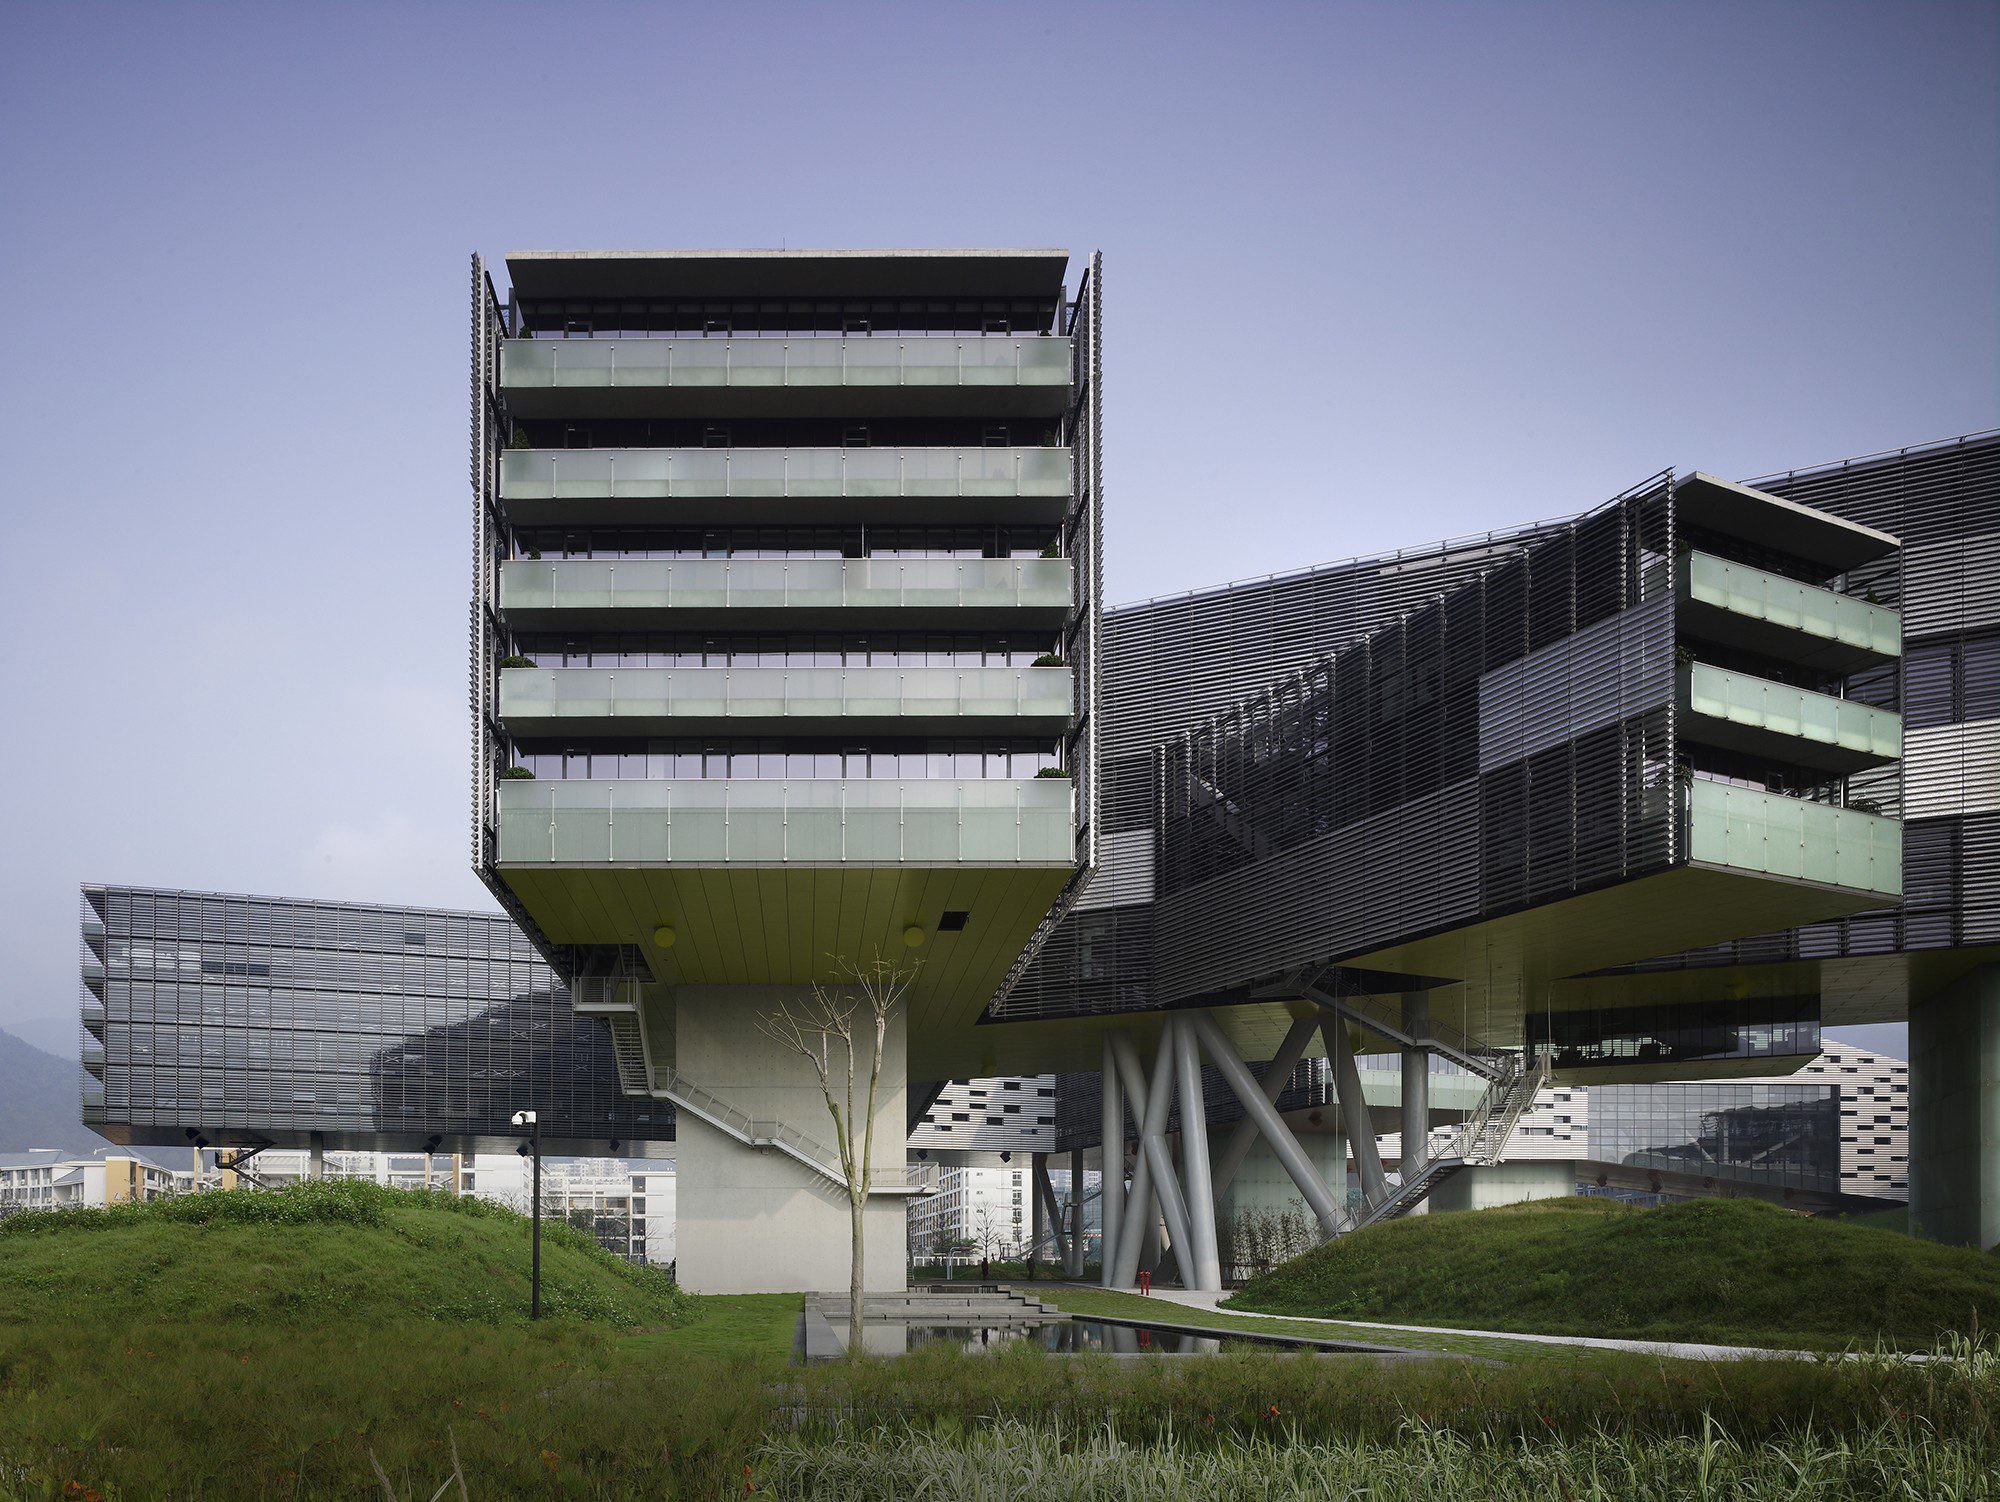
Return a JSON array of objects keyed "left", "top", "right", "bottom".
[
  {"left": 1302, "top": 975, "right": 1514, "bottom": 1082},
  {"left": 1338, "top": 1048, "right": 1552, "bottom": 1233},
  {"left": 577, "top": 976, "right": 928, "bottom": 1196},
  {"left": 653, "top": 1064, "right": 932, "bottom": 1197}
]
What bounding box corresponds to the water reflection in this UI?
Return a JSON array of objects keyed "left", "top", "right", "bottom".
[{"left": 903, "top": 1319, "right": 1311, "bottom": 1355}]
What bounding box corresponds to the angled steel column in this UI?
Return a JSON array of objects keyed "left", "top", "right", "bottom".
[
  {"left": 1108, "top": 1028, "right": 1155, "bottom": 1287},
  {"left": 1210, "top": 1013, "right": 1319, "bottom": 1199},
  {"left": 1110, "top": 1026, "right": 1194, "bottom": 1284},
  {"left": 1031, "top": 1151, "right": 1046, "bottom": 1258},
  {"left": 1189, "top": 1011, "right": 1345, "bottom": 1237},
  {"left": 1173, "top": 1012, "right": 1223, "bottom": 1291},
  {"left": 1326, "top": 1015, "right": 1387, "bottom": 1199},
  {"left": 1401, "top": 991, "right": 1431, "bottom": 1173},
  {"left": 1067, "top": 1147, "right": 1086, "bottom": 1276},
  {"left": 1099, "top": 1030, "right": 1124, "bottom": 1285},
  {"left": 1032, "top": 1152, "right": 1067, "bottom": 1264}
]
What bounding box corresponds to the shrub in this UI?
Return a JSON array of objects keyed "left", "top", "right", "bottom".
[
  {"left": 498, "top": 654, "right": 536, "bottom": 669},
  {"left": 1035, "top": 768, "right": 1071, "bottom": 779},
  {"left": 1031, "top": 653, "right": 1065, "bottom": 667},
  {"left": 500, "top": 765, "right": 536, "bottom": 780}
]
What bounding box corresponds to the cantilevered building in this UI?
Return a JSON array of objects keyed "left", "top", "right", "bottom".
[{"left": 470, "top": 250, "right": 1102, "bottom": 1290}]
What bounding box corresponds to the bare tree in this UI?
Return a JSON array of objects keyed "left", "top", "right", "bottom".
[{"left": 758, "top": 952, "right": 917, "bottom": 1357}]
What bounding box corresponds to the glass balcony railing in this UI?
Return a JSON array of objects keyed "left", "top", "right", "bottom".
[
  {"left": 500, "top": 445, "right": 1072, "bottom": 501},
  {"left": 499, "top": 556, "right": 1074, "bottom": 618},
  {"left": 496, "top": 777, "right": 1076, "bottom": 866},
  {"left": 497, "top": 664, "right": 1073, "bottom": 730},
  {"left": 1685, "top": 779, "right": 1902, "bottom": 897},
  {"left": 1681, "top": 663, "right": 1901, "bottom": 768},
  {"left": 1680, "top": 552, "right": 1900, "bottom": 666},
  {"left": 501, "top": 336, "right": 1072, "bottom": 392}
]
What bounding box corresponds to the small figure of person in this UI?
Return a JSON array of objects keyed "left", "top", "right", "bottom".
[{"left": 980, "top": 1255, "right": 990, "bottom": 1282}]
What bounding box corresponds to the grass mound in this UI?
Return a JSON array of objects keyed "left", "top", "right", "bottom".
[
  {"left": 0, "top": 1178, "right": 689, "bottom": 1328},
  {"left": 1227, "top": 1196, "right": 1999, "bottom": 1350}
]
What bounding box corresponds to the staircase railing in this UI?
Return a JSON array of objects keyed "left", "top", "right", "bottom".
[
  {"left": 1331, "top": 1047, "right": 1551, "bottom": 1234},
  {"left": 1303, "top": 973, "right": 1513, "bottom": 1081},
  {"left": 652, "top": 1064, "right": 930, "bottom": 1196}
]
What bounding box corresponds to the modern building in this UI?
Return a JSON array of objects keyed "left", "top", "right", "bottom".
[
  {"left": 74, "top": 246, "right": 1997, "bottom": 1284},
  {"left": 1425, "top": 1039, "right": 1908, "bottom": 1201},
  {"left": 79, "top": 885, "right": 671, "bottom": 1159},
  {"left": 469, "top": 249, "right": 1102, "bottom": 1291},
  {"left": 0, "top": 1148, "right": 194, "bottom": 1214}
]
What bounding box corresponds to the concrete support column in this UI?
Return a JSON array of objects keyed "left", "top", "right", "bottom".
[
  {"left": 670, "top": 985, "right": 910, "bottom": 1294},
  {"left": 307, "top": 1132, "right": 325, "bottom": 1181},
  {"left": 1326, "top": 1015, "right": 1387, "bottom": 1200},
  {"left": 1099, "top": 1031, "right": 1124, "bottom": 1285},
  {"left": 1067, "top": 1147, "right": 1086, "bottom": 1276},
  {"left": 1908, "top": 963, "right": 2000, "bottom": 1252},
  {"left": 1400, "top": 992, "right": 1431, "bottom": 1174}
]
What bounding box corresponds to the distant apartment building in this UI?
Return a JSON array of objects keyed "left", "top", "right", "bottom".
[{"left": 0, "top": 1149, "right": 194, "bottom": 1213}]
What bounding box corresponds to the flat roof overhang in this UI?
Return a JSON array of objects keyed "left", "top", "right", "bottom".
[
  {"left": 505, "top": 248, "right": 1072, "bottom": 302},
  {"left": 1677, "top": 473, "right": 1899, "bottom": 575}
]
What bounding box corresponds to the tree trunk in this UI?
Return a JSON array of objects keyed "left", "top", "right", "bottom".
[{"left": 847, "top": 1191, "right": 865, "bottom": 1357}]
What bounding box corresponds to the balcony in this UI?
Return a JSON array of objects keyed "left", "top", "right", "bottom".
[
  {"left": 496, "top": 664, "right": 1073, "bottom": 737},
  {"left": 1679, "top": 662, "right": 1901, "bottom": 776},
  {"left": 1685, "top": 779, "right": 1901, "bottom": 898},
  {"left": 499, "top": 556, "right": 1073, "bottom": 631},
  {"left": 495, "top": 777, "right": 1076, "bottom": 867},
  {"left": 498, "top": 445, "right": 1072, "bottom": 525},
  {"left": 499, "top": 335, "right": 1073, "bottom": 420},
  {"left": 1677, "top": 551, "right": 1900, "bottom": 673}
]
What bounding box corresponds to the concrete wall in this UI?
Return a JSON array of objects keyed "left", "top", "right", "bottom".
[
  {"left": 671, "top": 985, "right": 910, "bottom": 1293},
  {"left": 1428, "top": 1160, "right": 1575, "bottom": 1214},
  {"left": 1908, "top": 963, "right": 2000, "bottom": 1252}
]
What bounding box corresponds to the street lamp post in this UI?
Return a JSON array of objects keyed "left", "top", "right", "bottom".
[{"left": 513, "top": 1110, "right": 541, "bottom": 1320}]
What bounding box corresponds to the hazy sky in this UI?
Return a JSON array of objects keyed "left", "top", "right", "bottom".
[{"left": 2, "top": 2, "right": 1993, "bottom": 1057}]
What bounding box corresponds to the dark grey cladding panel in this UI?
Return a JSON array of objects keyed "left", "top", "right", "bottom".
[
  {"left": 1150, "top": 781, "right": 1482, "bottom": 1003},
  {"left": 1101, "top": 521, "right": 1572, "bottom": 758},
  {"left": 1752, "top": 432, "right": 1998, "bottom": 643},
  {"left": 1478, "top": 598, "right": 1675, "bottom": 773}
]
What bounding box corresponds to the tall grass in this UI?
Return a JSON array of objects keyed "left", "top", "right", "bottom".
[{"left": 757, "top": 1415, "right": 1996, "bottom": 1500}]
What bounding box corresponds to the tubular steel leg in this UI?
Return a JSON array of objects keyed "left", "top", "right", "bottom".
[
  {"left": 1099, "top": 1031, "right": 1125, "bottom": 1286},
  {"left": 1067, "top": 1147, "right": 1086, "bottom": 1276},
  {"left": 1326, "top": 1015, "right": 1387, "bottom": 1200},
  {"left": 1174, "top": 1013, "right": 1223, "bottom": 1291},
  {"left": 1109, "top": 1031, "right": 1155, "bottom": 1289},
  {"left": 1400, "top": 992, "right": 1431, "bottom": 1174},
  {"left": 1109, "top": 1026, "right": 1193, "bottom": 1287},
  {"left": 1211, "top": 1014, "right": 1320, "bottom": 1200},
  {"left": 1189, "top": 1011, "right": 1346, "bottom": 1237}
]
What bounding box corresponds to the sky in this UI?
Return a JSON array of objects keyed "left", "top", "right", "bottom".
[{"left": 1, "top": 1, "right": 1993, "bottom": 1059}]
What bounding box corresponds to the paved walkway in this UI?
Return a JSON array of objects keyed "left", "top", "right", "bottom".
[{"left": 1136, "top": 1288, "right": 1821, "bottom": 1362}]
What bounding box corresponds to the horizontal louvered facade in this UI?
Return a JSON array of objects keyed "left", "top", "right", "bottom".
[{"left": 1613, "top": 433, "right": 1998, "bottom": 982}]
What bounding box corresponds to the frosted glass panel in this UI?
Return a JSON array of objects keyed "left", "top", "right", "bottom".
[{"left": 495, "top": 779, "right": 1074, "bottom": 867}]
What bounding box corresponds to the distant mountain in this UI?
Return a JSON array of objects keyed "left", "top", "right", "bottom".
[
  {"left": 7, "top": 1014, "right": 79, "bottom": 1061},
  {"left": 0, "top": 1028, "right": 113, "bottom": 1155}
]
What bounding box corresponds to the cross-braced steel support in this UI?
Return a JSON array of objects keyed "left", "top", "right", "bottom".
[{"left": 1325, "top": 1014, "right": 1387, "bottom": 1200}]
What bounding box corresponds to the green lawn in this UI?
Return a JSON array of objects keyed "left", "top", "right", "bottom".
[
  {"left": 1227, "top": 1196, "right": 1999, "bottom": 1351},
  {"left": 2, "top": 1183, "right": 1995, "bottom": 1498}
]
